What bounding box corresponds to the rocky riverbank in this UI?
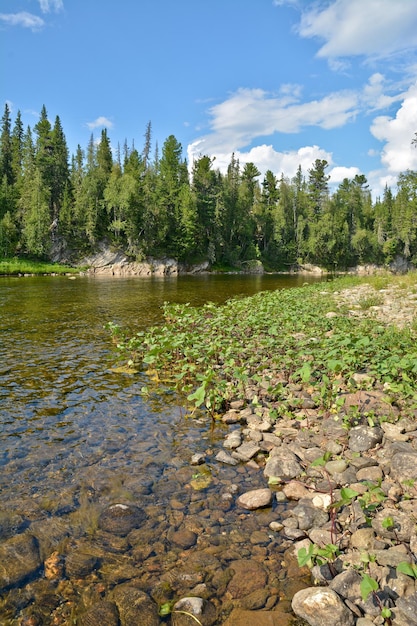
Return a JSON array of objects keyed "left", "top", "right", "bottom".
[
  {"left": 212, "top": 279, "right": 417, "bottom": 626},
  {"left": 2, "top": 277, "right": 417, "bottom": 626}
]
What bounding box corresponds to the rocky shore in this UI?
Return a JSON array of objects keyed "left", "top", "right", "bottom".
[
  {"left": 212, "top": 280, "right": 417, "bottom": 626},
  {"left": 2, "top": 278, "right": 417, "bottom": 625}
]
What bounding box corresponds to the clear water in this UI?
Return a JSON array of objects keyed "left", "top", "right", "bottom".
[{"left": 0, "top": 273, "right": 321, "bottom": 622}]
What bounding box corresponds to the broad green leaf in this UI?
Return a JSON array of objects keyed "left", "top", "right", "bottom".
[
  {"left": 187, "top": 384, "right": 206, "bottom": 407},
  {"left": 397, "top": 561, "right": 417, "bottom": 579},
  {"left": 360, "top": 574, "right": 379, "bottom": 601}
]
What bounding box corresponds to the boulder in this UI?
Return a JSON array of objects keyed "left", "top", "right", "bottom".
[{"left": 292, "top": 587, "right": 355, "bottom": 626}]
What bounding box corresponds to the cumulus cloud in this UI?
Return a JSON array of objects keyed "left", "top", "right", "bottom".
[
  {"left": 39, "top": 0, "right": 63, "bottom": 13},
  {"left": 86, "top": 116, "right": 114, "bottom": 130},
  {"left": 188, "top": 141, "right": 333, "bottom": 181},
  {"left": 297, "top": 0, "right": 417, "bottom": 61},
  {"left": 187, "top": 71, "right": 411, "bottom": 189},
  {"left": 329, "top": 166, "right": 361, "bottom": 183},
  {"left": 0, "top": 12, "right": 44, "bottom": 30},
  {"left": 370, "top": 82, "right": 417, "bottom": 174},
  {"left": 196, "top": 87, "right": 358, "bottom": 156},
  {"left": 361, "top": 73, "right": 405, "bottom": 111}
]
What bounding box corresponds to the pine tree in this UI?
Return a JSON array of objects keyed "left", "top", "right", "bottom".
[
  {"left": 142, "top": 121, "right": 152, "bottom": 171},
  {"left": 0, "top": 103, "right": 14, "bottom": 185},
  {"left": 191, "top": 155, "right": 219, "bottom": 256},
  {"left": 307, "top": 159, "right": 329, "bottom": 218},
  {"left": 11, "top": 110, "right": 24, "bottom": 185},
  {"left": 50, "top": 115, "right": 70, "bottom": 235}
]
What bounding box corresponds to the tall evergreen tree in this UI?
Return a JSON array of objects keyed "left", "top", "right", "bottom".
[
  {"left": 191, "top": 155, "right": 219, "bottom": 256},
  {"left": 308, "top": 159, "right": 329, "bottom": 218},
  {"left": 50, "top": 115, "right": 70, "bottom": 235},
  {"left": 11, "top": 110, "right": 24, "bottom": 185},
  {"left": 0, "top": 103, "right": 13, "bottom": 185},
  {"left": 142, "top": 121, "right": 152, "bottom": 171},
  {"left": 153, "top": 134, "right": 188, "bottom": 255}
]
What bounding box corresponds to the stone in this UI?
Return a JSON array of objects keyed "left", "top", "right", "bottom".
[
  {"left": 172, "top": 598, "right": 217, "bottom": 625},
  {"left": 98, "top": 503, "right": 146, "bottom": 536},
  {"left": 65, "top": 548, "right": 98, "bottom": 578},
  {"left": 348, "top": 425, "right": 383, "bottom": 452},
  {"left": 168, "top": 528, "right": 197, "bottom": 549},
  {"left": 308, "top": 528, "right": 334, "bottom": 547},
  {"left": 350, "top": 528, "right": 377, "bottom": 550},
  {"left": 263, "top": 447, "right": 302, "bottom": 481},
  {"left": 391, "top": 452, "right": 417, "bottom": 483},
  {"left": 239, "top": 587, "right": 270, "bottom": 610},
  {"left": 381, "top": 422, "right": 409, "bottom": 441},
  {"left": 282, "top": 481, "right": 311, "bottom": 500},
  {"left": 223, "top": 432, "right": 242, "bottom": 449},
  {"left": 372, "top": 545, "right": 408, "bottom": 567},
  {"left": 232, "top": 441, "right": 261, "bottom": 461},
  {"left": 311, "top": 494, "right": 332, "bottom": 510},
  {"left": 222, "top": 410, "right": 241, "bottom": 424},
  {"left": 325, "top": 460, "right": 347, "bottom": 475},
  {"left": 190, "top": 453, "right": 205, "bottom": 465},
  {"left": 291, "top": 500, "right": 329, "bottom": 531},
  {"left": 227, "top": 559, "right": 268, "bottom": 599},
  {"left": 329, "top": 569, "right": 362, "bottom": 601},
  {"left": 372, "top": 508, "right": 416, "bottom": 542},
  {"left": 112, "top": 586, "right": 159, "bottom": 626},
  {"left": 0, "top": 533, "right": 41, "bottom": 590},
  {"left": 356, "top": 465, "right": 383, "bottom": 482},
  {"left": 215, "top": 450, "right": 239, "bottom": 465},
  {"left": 223, "top": 608, "right": 294, "bottom": 626},
  {"left": 393, "top": 593, "right": 417, "bottom": 626},
  {"left": 79, "top": 601, "right": 119, "bottom": 626},
  {"left": 237, "top": 488, "right": 272, "bottom": 510},
  {"left": 292, "top": 587, "right": 355, "bottom": 626}
]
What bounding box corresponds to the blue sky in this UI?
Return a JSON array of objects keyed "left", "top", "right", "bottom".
[{"left": 2, "top": 0, "right": 417, "bottom": 198}]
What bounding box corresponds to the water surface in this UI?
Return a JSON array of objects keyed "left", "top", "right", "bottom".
[{"left": 0, "top": 273, "right": 321, "bottom": 623}]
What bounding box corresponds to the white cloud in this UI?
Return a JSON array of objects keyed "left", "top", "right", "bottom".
[
  {"left": 196, "top": 87, "right": 358, "bottom": 156},
  {"left": 188, "top": 142, "right": 332, "bottom": 181},
  {"left": 370, "top": 82, "right": 417, "bottom": 175},
  {"left": 361, "top": 73, "right": 404, "bottom": 111},
  {"left": 329, "top": 166, "right": 361, "bottom": 183},
  {"left": 188, "top": 73, "right": 410, "bottom": 191},
  {"left": 39, "top": 0, "right": 63, "bottom": 13},
  {"left": 86, "top": 116, "right": 114, "bottom": 130},
  {"left": 297, "top": 0, "right": 417, "bottom": 61},
  {"left": 360, "top": 81, "right": 417, "bottom": 197},
  {"left": 0, "top": 12, "right": 44, "bottom": 30}
]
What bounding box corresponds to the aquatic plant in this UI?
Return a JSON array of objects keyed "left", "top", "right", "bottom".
[{"left": 108, "top": 276, "right": 417, "bottom": 419}]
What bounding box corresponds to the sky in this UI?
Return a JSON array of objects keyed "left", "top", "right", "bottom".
[{"left": 2, "top": 0, "right": 417, "bottom": 199}]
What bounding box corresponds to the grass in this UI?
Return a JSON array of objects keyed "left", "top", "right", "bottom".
[{"left": 0, "top": 257, "right": 79, "bottom": 276}]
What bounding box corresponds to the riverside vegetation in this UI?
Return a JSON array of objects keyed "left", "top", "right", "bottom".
[
  {"left": 1, "top": 103, "right": 417, "bottom": 274},
  {"left": 109, "top": 272, "right": 417, "bottom": 625}
]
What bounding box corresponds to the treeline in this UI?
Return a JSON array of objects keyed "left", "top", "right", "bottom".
[{"left": 0, "top": 103, "right": 416, "bottom": 269}]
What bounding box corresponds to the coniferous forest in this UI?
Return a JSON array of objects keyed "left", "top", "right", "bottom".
[{"left": 0, "top": 103, "right": 416, "bottom": 270}]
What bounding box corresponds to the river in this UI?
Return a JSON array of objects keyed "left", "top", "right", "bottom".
[{"left": 0, "top": 273, "right": 320, "bottom": 625}]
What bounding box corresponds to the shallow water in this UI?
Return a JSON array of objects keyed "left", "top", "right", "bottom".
[{"left": 0, "top": 273, "right": 320, "bottom": 623}]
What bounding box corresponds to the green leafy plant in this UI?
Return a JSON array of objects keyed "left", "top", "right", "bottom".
[
  {"left": 397, "top": 561, "right": 417, "bottom": 579},
  {"left": 297, "top": 542, "right": 340, "bottom": 570}
]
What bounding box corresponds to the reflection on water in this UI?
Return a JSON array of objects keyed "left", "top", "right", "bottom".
[{"left": 0, "top": 273, "right": 321, "bottom": 623}]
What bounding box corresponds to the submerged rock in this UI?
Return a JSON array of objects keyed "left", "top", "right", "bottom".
[
  {"left": 0, "top": 533, "right": 41, "bottom": 590},
  {"left": 79, "top": 601, "right": 119, "bottom": 626},
  {"left": 98, "top": 503, "right": 146, "bottom": 536},
  {"left": 112, "top": 585, "right": 160, "bottom": 626},
  {"left": 172, "top": 596, "right": 217, "bottom": 626}
]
